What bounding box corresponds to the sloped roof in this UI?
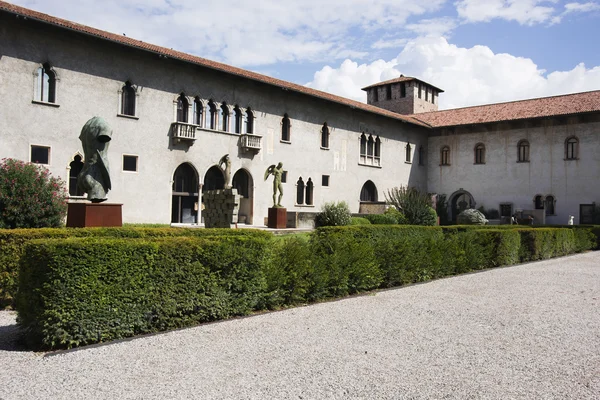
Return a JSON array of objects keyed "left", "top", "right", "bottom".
[
  {"left": 410, "top": 90, "right": 600, "bottom": 128},
  {"left": 0, "top": 1, "right": 430, "bottom": 127},
  {"left": 362, "top": 76, "right": 444, "bottom": 92}
]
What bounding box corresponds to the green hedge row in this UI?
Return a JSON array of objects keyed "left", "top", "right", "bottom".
[
  {"left": 17, "top": 236, "right": 269, "bottom": 349},
  {"left": 14, "top": 224, "right": 599, "bottom": 349},
  {"left": 0, "top": 227, "right": 270, "bottom": 309}
]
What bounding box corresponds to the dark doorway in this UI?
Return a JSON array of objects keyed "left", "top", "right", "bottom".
[
  {"left": 360, "top": 180, "right": 378, "bottom": 202},
  {"left": 171, "top": 163, "right": 199, "bottom": 223},
  {"left": 69, "top": 154, "right": 84, "bottom": 196},
  {"left": 203, "top": 166, "right": 225, "bottom": 191},
  {"left": 450, "top": 191, "right": 474, "bottom": 223},
  {"left": 232, "top": 169, "right": 254, "bottom": 224}
]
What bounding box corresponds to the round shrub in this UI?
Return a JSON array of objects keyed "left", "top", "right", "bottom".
[
  {"left": 350, "top": 217, "right": 371, "bottom": 225},
  {"left": 384, "top": 207, "right": 408, "bottom": 224},
  {"left": 315, "top": 201, "right": 352, "bottom": 227},
  {"left": 0, "top": 158, "right": 68, "bottom": 229},
  {"left": 414, "top": 206, "right": 438, "bottom": 226},
  {"left": 457, "top": 208, "right": 488, "bottom": 225}
]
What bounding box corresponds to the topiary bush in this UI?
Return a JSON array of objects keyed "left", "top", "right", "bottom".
[
  {"left": 0, "top": 158, "right": 67, "bottom": 229},
  {"left": 364, "top": 213, "right": 398, "bottom": 225},
  {"left": 457, "top": 208, "right": 488, "bottom": 225},
  {"left": 315, "top": 201, "right": 352, "bottom": 227},
  {"left": 350, "top": 217, "right": 371, "bottom": 225}
]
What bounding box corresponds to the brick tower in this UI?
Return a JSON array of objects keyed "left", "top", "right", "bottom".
[{"left": 362, "top": 75, "right": 443, "bottom": 115}]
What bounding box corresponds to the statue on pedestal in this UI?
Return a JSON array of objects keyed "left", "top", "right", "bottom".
[
  {"left": 264, "top": 162, "right": 284, "bottom": 208},
  {"left": 218, "top": 154, "right": 232, "bottom": 189},
  {"left": 77, "top": 117, "right": 112, "bottom": 202}
]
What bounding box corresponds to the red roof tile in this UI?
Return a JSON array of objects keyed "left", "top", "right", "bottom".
[
  {"left": 410, "top": 90, "right": 600, "bottom": 128},
  {"left": 362, "top": 76, "right": 444, "bottom": 92},
  {"left": 0, "top": 1, "right": 430, "bottom": 127}
]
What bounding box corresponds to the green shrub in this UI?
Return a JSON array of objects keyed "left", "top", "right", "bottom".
[
  {"left": 383, "top": 207, "right": 408, "bottom": 224},
  {"left": 350, "top": 217, "right": 371, "bottom": 225},
  {"left": 17, "top": 235, "right": 269, "bottom": 350},
  {"left": 385, "top": 186, "right": 435, "bottom": 225},
  {"left": 364, "top": 213, "right": 398, "bottom": 225},
  {"left": 0, "top": 158, "right": 67, "bottom": 229},
  {"left": 315, "top": 201, "right": 352, "bottom": 227},
  {"left": 0, "top": 227, "right": 271, "bottom": 309}
]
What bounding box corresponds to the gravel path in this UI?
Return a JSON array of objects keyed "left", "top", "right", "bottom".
[{"left": 1, "top": 252, "right": 599, "bottom": 400}]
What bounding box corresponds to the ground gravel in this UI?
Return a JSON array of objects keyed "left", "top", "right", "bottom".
[{"left": 1, "top": 252, "right": 599, "bottom": 400}]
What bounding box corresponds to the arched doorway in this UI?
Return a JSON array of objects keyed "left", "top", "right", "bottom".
[
  {"left": 172, "top": 163, "right": 199, "bottom": 223},
  {"left": 360, "top": 180, "right": 378, "bottom": 202},
  {"left": 232, "top": 168, "right": 254, "bottom": 224},
  {"left": 202, "top": 166, "right": 225, "bottom": 223},
  {"left": 449, "top": 190, "right": 475, "bottom": 223}
]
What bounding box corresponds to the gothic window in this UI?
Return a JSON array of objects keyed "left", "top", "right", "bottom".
[
  {"left": 281, "top": 114, "right": 291, "bottom": 142},
  {"left": 36, "top": 63, "right": 56, "bottom": 103},
  {"left": 565, "top": 137, "right": 578, "bottom": 160},
  {"left": 545, "top": 195, "right": 556, "bottom": 215},
  {"left": 386, "top": 85, "right": 392, "bottom": 100},
  {"left": 534, "top": 195, "right": 544, "bottom": 210},
  {"left": 360, "top": 180, "right": 377, "bottom": 202},
  {"left": 233, "top": 106, "right": 243, "bottom": 134},
  {"left": 246, "top": 107, "right": 254, "bottom": 134},
  {"left": 400, "top": 82, "right": 406, "bottom": 98},
  {"left": 193, "top": 97, "right": 203, "bottom": 126},
  {"left": 359, "top": 133, "right": 381, "bottom": 166},
  {"left": 373, "top": 88, "right": 379, "bottom": 102},
  {"left": 177, "top": 94, "right": 188, "bottom": 123},
  {"left": 220, "top": 103, "right": 230, "bottom": 132},
  {"left": 474, "top": 143, "right": 485, "bottom": 164},
  {"left": 208, "top": 100, "right": 218, "bottom": 129},
  {"left": 518, "top": 140, "right": 530, "bottom": 162},
  {"left": 405, "top": 143, "right": 412, "bottom": 163},
  {"left": 440, "top": 146, "right": 450, "bottom": 166},
  {"left": 121, "top": 81, "right": 136, "bottom": 116},
  {"left": 305, "top": 178, "right": 314, "bottom": 205},
  {"left": 296, "top": 177, "right": 305, "bottom": 205},
  {"left": 321, "top": 123, "right": 330, "bottom": 148},
  {"left": 69, "top": 154, "right": 84, "bottom": 196}
]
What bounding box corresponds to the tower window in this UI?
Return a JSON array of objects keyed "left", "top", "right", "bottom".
[
  {"left": 418, "top": 84, "right": 422, "bottom": 99},
  {"left": 373, "top": 88, "right": 379, "bottom": 102},
  {"left": 400, "top": 82, "right": 406, "bottom": 98},
  {"left": 386, "top": 85, "right": 392, "bottom": 100}
]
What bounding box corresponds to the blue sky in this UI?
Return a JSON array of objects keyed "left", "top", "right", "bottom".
[{"left": 10, "top": 0, "right": 600, "bottom": 109}]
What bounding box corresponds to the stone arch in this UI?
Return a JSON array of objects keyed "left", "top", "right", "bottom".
[
  {"left": 171, "top": 162, "right": 199, "bottom": 223},
  {"left": 449, "top": 189, "right": 475, "bottom": 223},
  {"left": 232, "top": 168, "right": 254, "bottom": 224}
]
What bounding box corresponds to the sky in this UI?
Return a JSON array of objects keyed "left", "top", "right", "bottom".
[{"left": 10, "top": 0, "right": 600, "bottom": 110}]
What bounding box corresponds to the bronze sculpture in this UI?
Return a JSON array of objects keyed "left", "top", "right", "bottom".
[
  {"left": 77, "top": 117, "right": 112, "bottom": 202},
  {"left": 264, "top": 162, "right": 284, "bottom": 208}
]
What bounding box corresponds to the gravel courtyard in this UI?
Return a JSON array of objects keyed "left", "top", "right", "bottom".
[{"left": 1, "top": 252, "right": 599, "bottom": 400}]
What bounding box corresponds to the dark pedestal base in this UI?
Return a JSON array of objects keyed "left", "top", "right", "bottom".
[
  {"left": 268, "top": 207, "right": 287, "bottom": 229},
  {"left": 66, "top": 202, "right": 123, "bottom": 228}
]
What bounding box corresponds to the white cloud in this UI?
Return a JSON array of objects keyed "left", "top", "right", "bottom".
[
  {"left": 564, "top": 2, "right": 600, "bottom": 13},
  {"left": 455, "top": 0, "right": 558, "bottom": 25},
  {"left": 372, "top": 38, "right": 410, "bottom": 50},
  {"left": 10, "top": 0, "right": 445, "bottom": 67},
  {"left": 405, "top": 17, "right": 458, "bottom": 36},
  {"left": 306, "top": 37, "right": 600, "bottom": 109}
]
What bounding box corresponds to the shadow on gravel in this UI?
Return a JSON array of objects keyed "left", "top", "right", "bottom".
[{"left": 0, "top": 323, "right": 28, "bottom": 352}]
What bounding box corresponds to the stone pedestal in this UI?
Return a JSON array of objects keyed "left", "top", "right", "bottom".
[
  {"left": 268, "top": 207, "right": 287, "bottom": 229},
  {"left": 66, "top": 202, "right": 123, "bottom": 228}
]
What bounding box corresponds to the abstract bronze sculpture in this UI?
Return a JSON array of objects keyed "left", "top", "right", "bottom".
[
  {"left": 264, "top": 162, "right": 284, "bottom": 208},
  {"left": 77, "top": 117, "right": 112, "bottom": 202}
]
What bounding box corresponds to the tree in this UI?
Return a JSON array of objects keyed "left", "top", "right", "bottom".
[
  {"left": 385, "top": 185, "right": 437, "bottom": 226},
  {"left": 0, "top": 158, "right": 68, "bottom": 228}
]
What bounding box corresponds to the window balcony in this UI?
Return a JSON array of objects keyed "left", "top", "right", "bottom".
[
  {"left": 171, "top": 122, "right": 197, "bottom": 144},
  {"left": 240, "top": 134, "right": 262, "bottom": 152}
]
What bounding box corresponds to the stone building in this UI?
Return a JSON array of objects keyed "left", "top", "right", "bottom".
[{"left": 1, "top": 1, "right": 599, "bottom": 225}]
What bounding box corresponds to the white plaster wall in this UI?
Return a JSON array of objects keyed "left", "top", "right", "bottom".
[
  {"left": 427, "top": 118, "right": 600, "bottom": 224},
  {"left": 0, "top": 16, "right": 429, "bottom": 224}
]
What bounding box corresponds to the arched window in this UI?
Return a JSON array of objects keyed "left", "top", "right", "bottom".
[
  {"left": 321, "top": 123, "right": 330, "bottom": 149},
  {"left": 36, "top": 63, "right": 56, "bottom": 103},
  {"left": 360, "top": 180, "right": 377, "bottom": 202},
  {"left": 121, "top": 81, "right": 136, "bottom": 116},
  {"left": 565, "top": 137, "right": 578, "bottom": 160},
  {"left": 207, "top": 100, "right": 218, "bottom": 129},
  {"left": 440, "top": 146, "right": 450, "bottom": 166},
  {"left": 296, "top": 177, "right": 305, "bottom": 205},
  {"left": 360, "top": 133, "right": 367, "bottom": 163},
  {"left": 233, "top": 105, "right": 243, "bottom": 134},
  {"left": 193, "top": 97, "right": 203, "bottom": 126},
  {"left": 281, "top": 114, "right": 291, "bottom": 142},
  {"left": 246, "top": 108, "right": 254, "bottom": 134},
  {"left": 534, "top": 195, "right": 544, "bottom": 210},
  {"left": 305, "top": 178, "right": 314, "bottom": 206},
  {"left": 374, "top": 136, "right": 381, "bottom": 166},
  {"left": 405, "top": 143, "right": 412, "bottom": 163},
  {"left": 232, "top": 169, "right": 250, "bottom": 198},
  {"left": 69, "top": 154, "right": 84, "bottom": 196},
  {"left": 518, "top": 140, "right": 530, "bottom": 162},
  {"left": 545, "top": 195, "right": 555, "bottom": 215},
  {"left": 220, "top": 103, "right": 230, "bottom": 132},
  {"left": 359, "top": 133, "right": 381, "bottom": 166},
  {"left": 367, "top": 135, "right": 374, "bottom": 158},
  {"left": 177, "top": 94, "right": 188, "bottom": 123},
  {"left": 418, "top": 145, "right": 424, "bottom": 165},
  {"left": 474, "top": 143, "right": 485, "bottom": 164}
]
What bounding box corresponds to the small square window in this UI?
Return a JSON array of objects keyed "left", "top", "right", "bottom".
[
  {"left": 322, "top": 175, "right": 330, "bottom": 186},
  {"left": 123, "top": 155, "right": 138, "bottom": 172},
  {"left": 30, "top": 145, "right": 50, "bottom": 165},
  {"left": 281, "top": 171, "right": 287, "bottom": 183}
]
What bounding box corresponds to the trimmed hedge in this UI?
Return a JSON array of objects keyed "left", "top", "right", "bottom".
[
  {"left": 0, "top": 227, "right": 271, "bottom": 309},
  {"left": 17, "top": 236, "right": 269, "bottom": 349}
]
